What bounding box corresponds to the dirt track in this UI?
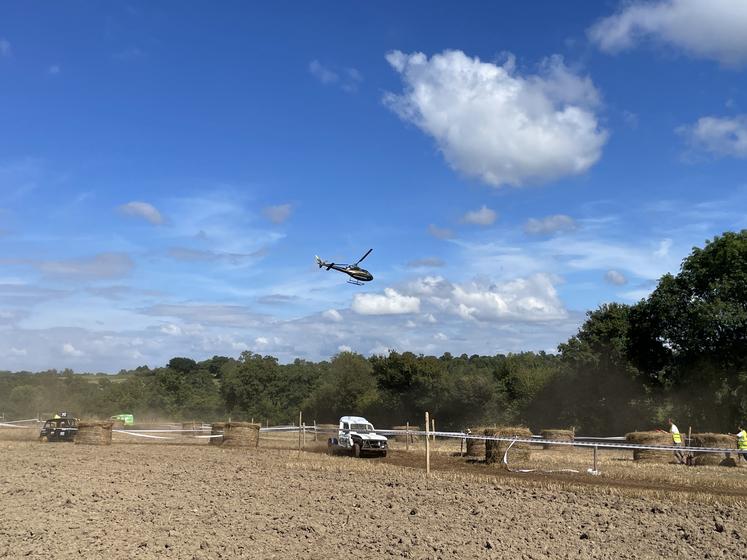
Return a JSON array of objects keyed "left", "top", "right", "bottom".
[{"left": 1, "top": 441, "right": 746, "bottom": 559}]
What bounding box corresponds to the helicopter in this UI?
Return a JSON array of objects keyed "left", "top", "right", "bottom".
[{"left": 316, "top": 249, "right": 374, "bottom": 285}]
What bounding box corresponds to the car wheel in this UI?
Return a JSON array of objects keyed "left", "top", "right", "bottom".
[{"left": 352, "top": 442, "right": 361, "bottom": 458}]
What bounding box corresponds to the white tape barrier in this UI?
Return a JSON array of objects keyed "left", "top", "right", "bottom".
[
  {"left": 501, "top": 440, "right": 580, "bottom": 474},
  {"left": 112, "top": 430, "right": 175, "bottom": 440},
  {"left": 0, "top": 422, "right": 30, "bottom": 429}
]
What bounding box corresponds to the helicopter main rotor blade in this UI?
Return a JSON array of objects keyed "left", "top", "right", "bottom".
[{"left": 354, "top": 248, "right": 372, "bottom": 266}]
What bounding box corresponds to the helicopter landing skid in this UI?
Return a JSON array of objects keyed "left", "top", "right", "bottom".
[{"left": 347, "top": 279, "right": 364, "bottom": 286}]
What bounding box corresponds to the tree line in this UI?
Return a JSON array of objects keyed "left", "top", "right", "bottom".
[{"left": 2, "top": 231, "right": 745, "bottom": 435}]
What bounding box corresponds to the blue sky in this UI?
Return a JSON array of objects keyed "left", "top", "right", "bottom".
[{"left": 2, "top": 1, "right": 747, "bottom": 372}]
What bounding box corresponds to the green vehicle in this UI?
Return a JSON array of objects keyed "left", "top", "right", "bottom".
[{"left": 110, "top": 413, "right": 134, "bottom": 426}]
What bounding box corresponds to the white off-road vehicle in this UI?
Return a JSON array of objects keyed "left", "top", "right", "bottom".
[{"left": 327, "top": 416, "right": 388, "bottom": 458}]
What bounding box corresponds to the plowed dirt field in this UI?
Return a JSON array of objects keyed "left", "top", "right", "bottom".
[{"left": 1, "top": 440, "right": 746, "bottom": 559}]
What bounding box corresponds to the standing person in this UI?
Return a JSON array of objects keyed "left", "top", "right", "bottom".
[
  {"left": 737, "top": 425, "right": 747, "bottom": 463},
  {"left": 668, "top": 418, "right": 686, "bottom": 464}
]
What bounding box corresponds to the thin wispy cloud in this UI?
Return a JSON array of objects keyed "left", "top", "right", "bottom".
[
  {"left": 407, "top": 257, "right": 445, "bottom": 268},
  {"left": 118, "top": 201, "right": 164, "bottom": 225},
  {"left": 48, "top": 65, "right": 61, "bottom": 75},
  {"left": 309, "top": 60, "right": 363, "bottom": 92},
  {"left": 0, "top": 39, "right": 11, "bottom": 58},
  {"left": 524, "top": 215, "right": 578, "bottom": 236},
  {"left": 428, "top": 224, "right": 454, "bottom": 240}
]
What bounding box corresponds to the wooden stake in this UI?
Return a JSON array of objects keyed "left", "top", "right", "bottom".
[
  {"left": 593, "top": 445, "right": 598, "bottom": 472},
  {"left": 302, "top": 422, "right": 306, "bottom": 448},
  {"left": 431, "top": 418, "right": 436, "bottom": 442},
  {"left": 425, "top": 411, "right": 430, "bottom": 477},
  {"left": 314, "top": 420, "right": 317, "bottom": 442},
  {"left": 298, "top": 411, "right": 302, "bottom": 453},
  {"left": 406, "top": 421, "right": 410, "bottom": 452}
]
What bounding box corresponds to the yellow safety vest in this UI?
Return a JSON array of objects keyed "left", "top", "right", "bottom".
[
  {"left": 738, "top": 430, "right": 747, "bottom": 450},
  {"left": 671, "top": 426, "right": 682, "bottom": 444}
]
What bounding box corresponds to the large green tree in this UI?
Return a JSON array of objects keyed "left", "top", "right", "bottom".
[{"left": 628, "top": 231, "right": 747, "bottom": 429}]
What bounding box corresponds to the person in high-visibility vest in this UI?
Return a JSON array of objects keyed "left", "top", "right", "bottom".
[
  {"left": 668, "top": 418, "right": 686, "bottom": 464},
  {"left": 736, "top": 425, "right": 747, "bottom": 463}
]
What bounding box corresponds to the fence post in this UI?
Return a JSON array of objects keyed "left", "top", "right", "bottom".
[
  {"left": 298, "top": 411, "right": 302, "bottom": 453},
  {"left": 425, "top": 411, "right": 430, "bottom": 477},
  {"left": 593, "top": 445, "right": 598, "bottom": 472},
  {"left": 406, "top": 421, "right": 410, "bottom": 452},
  {"left": 431, "top": 418, "right": 436, "bottom": 442},
  {"left": 302, "top": 422, "right": 306, "bottom": 448},
  {"left": 314, "top": 420, "right": 317, "bottom": 442}
]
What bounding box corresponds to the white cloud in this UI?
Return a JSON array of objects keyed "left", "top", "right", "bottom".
[
  {"left": 118, "top": 201, "right": 164, "bottom": 225},
  {"left": 451, "top": 274, "right": 566, "bottom": 322},
  {"left": 322, "top": 309, "right": 343, "bottom": 322},
  {"left": 9, "top": 347, "right": 27, "bottom": 356},
  {"left": 48, "top": 65, "right": 61, "bottom": 75},
  {"left": 589, "top": 0, "right": 747, "bottom": 66},
  {"left": 254, "top": 336, "right": 269, "bottom": 346},
  {"left": 462, "top": 205, "right": 497, "bottom": 226},
  {"left": 428, "top": 224, "right": 454, "bottom": 239},
  {"left": 0, "top": 39, "right": 10, "bottom": 58},
  {"left": 337, "top": 344, "right": 352, "bottom": 353},
  {"left": 678, "top": 115, "right": 747, "bottom": 158},
  {"left": 434, "top": 332, "right": 448, "bottom": 341},
  {"left": 62, "top": 343, "right": 83, "bottom": 357},
  {"left": 524, "top": 214, "right": 578, "bottom": 235},
  {"left": 605, "top": 270, "right": 628, "bottom": 285},
  {"left": 384, "top": 50, "right": 606, "bottom": 187},
  {"left": 352, "top": 288, "right": 421, "bottom": 315},
  {"left": 262, "top": 203, "right": 292, "bottom": 224}
]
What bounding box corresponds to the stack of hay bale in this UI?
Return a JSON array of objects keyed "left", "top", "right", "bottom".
[
  {"left": 221, "top": 422, "right": 260, "bottom": 448},
  {"left": 209, "top": 422, "right": 225, "bottom": 446},
  {"left": 625, "top": 431, "right": 673, "bottom": 463},
  {"left": 691, "top": 433, "right": 738, "bottom": 467},
  {"left": 465, "top": 427, "right": 488, "bottom": 458},
  {"left": 75, "top": 421, "right": 114, "bottom": 446},
  {"left": 540, "top": 429, "right": 574, "bottom": 450},
  {"left": 485, "top": 426, "right": 533, "bottom": 466}
]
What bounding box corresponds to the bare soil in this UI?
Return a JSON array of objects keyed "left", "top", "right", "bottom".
[{"left": 1, "top": 439, "right": 746, "bottom": 559}]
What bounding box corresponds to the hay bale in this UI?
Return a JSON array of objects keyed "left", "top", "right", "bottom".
[
  {"left": 485, "top": 426, "right": 533, "bottom": 466},
  {"left": 540, "top": 429, "right": 574, "bottom": 450},
  {"left": 625, "top": 431, "right": 673, "bottom": 463},
  {"left": 221, "top": 422, "right": 260, "bottom": 448},
  {"left": 75, "top": 421, "right": 113, "bottom": 446},
  {"left": 110, "top": 419, "right": 125, "bottom": 430},
  {"left": 691, "top": 433, "right": 738, "bottom": 467},
  {"left": 465, "top": 427, "right": 488, "bottom": 457},
  {"left": 392, "top": 425, "right": 420, "bottom": 444},
  {"left": 209, "top": 422, "right": 225, "bottom": 446}
]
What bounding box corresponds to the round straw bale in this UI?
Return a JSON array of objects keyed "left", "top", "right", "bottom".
[
  {"left": 540, "top": 429, "right": 574, "bottom": 450},
  {"left": 392, "top": 425, "right": 420, "bottom": 444},
  {"left": 209, "top": 422, "right": 225, "bottom": 446},
  {"left": 465, "top": 427, "right": 488, "bottom": 457},
  {"left": 485, "top": 426, "right": 533, "bottom": 466},
  {"left": 691, "top": 433, "right": 738, "bottom": 467},
  {"left": 625, "top": 431, "right": 673, "bottom": 463},
  {"left": 75, "top": 421, "right": 113, "bottom": 446},
  {"left": 221, "top": 422, "right": 260, "bottom": 448}
]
